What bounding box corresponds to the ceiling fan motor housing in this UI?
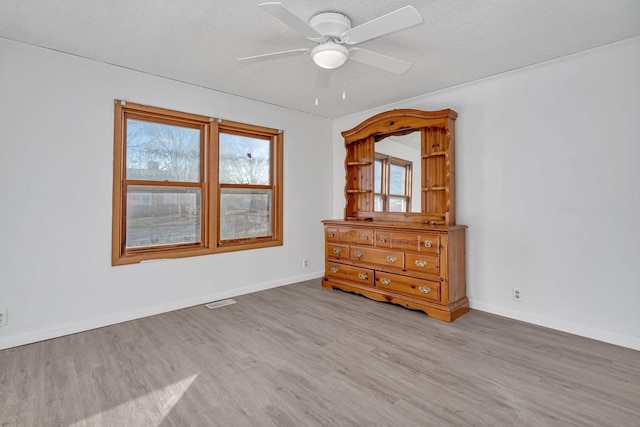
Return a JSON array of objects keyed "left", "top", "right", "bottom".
[{"left": 309, "top": 12, "right": 352, "bottom": 39}]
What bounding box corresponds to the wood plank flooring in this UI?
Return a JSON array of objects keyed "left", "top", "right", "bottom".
[{"left": 1, "top": 279, "right": 639, "bottom": 426}]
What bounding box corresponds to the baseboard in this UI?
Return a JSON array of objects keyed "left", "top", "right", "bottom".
[
  {"left": 469, "top": 300, "right": 640, "bottom": 351},
  {"left": 0, "top": 271, "right": 324, "bottom": 350}
]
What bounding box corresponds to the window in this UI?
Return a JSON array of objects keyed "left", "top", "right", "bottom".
[
  {"left": 217, "top": 123, "right": 281, "bottom": 246},
  {"left": 112, "top": 101, "right": 283, "bottom": 265},
  {"left": 374, "top": 154, "right": 412, "bottom": 212}
]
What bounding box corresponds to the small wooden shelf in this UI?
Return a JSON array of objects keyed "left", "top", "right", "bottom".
[
  {"left": 346, "top": 161, "right": 373, "bottom": 166},
  {"left": 422, "top": 151, "right": 447, "bottom": 158},
  {"left": 346, "top": 189, "right": 373, "bottom": 194}
]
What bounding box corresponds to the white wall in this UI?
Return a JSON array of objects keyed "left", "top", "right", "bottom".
[
  {"left": 332, "top": 38, "right": 640, "bottom": 350},
  {"left": 0, "top": 39, "right": 332, "bottom": 350}
]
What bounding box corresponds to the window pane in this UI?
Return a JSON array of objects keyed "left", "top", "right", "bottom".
[
  {"left": 126, "top": 186, "right": 201, "bottom": 248},
  {"left": 388, "top": 196, "right": 407, "bottom": 212},
  {"left": 220, "top": 188, "right": 272, "bottom": 240},
  {"left": 219, "top": 133, "right": 270, "bottom": 185},
  {"left": 389, "top": 164, "right": 406, "bottom": 195},
  {"left": 126, "top": 119, "right": 200, "bottom": 182},
  {"left": 374, "top": 160, "right": 382, "bottom": 193},
  {"left": 374, "top": 195, "right": 383, "bottom": 211}
]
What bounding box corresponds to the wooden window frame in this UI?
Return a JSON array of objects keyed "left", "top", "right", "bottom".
[
  {"left": 374, "top": 153, "right": 412, "bottom": 212},
  {"left": 214, "top": 120, "right": 283, "bottom": 252},
  {"left": 112, "top": 100, "right": 283, "bottom": 265}
]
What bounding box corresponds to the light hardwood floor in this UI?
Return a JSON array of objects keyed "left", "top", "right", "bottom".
[{"left": 1, "top": 279, "right": 639, "bottom": 426}]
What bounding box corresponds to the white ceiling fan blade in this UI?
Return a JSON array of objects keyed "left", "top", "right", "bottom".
[
  {"left": 238, "top": 48, "right": 309, "bottom": 61},
  {"left": 313, "top": 67, "right": 332, "bottom": 89},
  {"left": 340, "top": 6, "right": 423, "bottom": 45},
  {"left": 259, "top": 2, "right": 322, "bottom": 40},
  {"left": 349, "top": 48, "right": 412, "bottom": 74}
]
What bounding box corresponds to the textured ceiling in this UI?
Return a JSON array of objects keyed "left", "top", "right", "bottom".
[{"left": 1, "top": 0, "right": 639, "bottom": 119}]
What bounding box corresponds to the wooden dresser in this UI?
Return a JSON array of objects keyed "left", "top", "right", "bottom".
[
  {"left": 322, "top": 109, "right": 468, "bottom": 322},
  {"left": 322, "top": 220, "right": 468, "bottom": 322}
]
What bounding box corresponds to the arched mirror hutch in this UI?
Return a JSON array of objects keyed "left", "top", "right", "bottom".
[{"left": 322, "top": 109, "right": 468, "bottom": 322}]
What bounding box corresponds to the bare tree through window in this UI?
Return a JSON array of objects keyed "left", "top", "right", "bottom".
[
  {"left": 126, "top": 119, "right": 200, "bottom": 182},
  {"left": 219, "top": 132, "right": 270, "bottom": 185}
]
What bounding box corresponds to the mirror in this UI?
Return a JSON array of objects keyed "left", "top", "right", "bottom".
[{"left": 374, "top": 131, "right": 422, "bottom": 213}]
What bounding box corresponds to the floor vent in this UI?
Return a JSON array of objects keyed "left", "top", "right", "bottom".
[{"left": 205, "top": 299, "right": 236, "bottom": 310}]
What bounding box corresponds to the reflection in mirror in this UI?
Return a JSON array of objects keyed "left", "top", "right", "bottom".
[{"left": 374, "top": 131, "right": 421, "bottom": 212}]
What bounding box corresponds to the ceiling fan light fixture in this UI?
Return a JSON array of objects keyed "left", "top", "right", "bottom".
[{"left": 311, "top": 42, "right": 349, "bottom": 69}]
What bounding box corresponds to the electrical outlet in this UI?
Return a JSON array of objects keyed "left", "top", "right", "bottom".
[
  {"left": 302, "top": 258, "right": 309, "bottom": 268},
  {"left": 0, "top": 308, "right": 7, "bottom": 327},
  {"left": 513, "top": 288, "right": 522, "bottom": 302}
]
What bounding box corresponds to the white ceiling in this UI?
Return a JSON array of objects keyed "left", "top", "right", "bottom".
[{"left": 1, "top": 0, "right": 639, "bottom": 119}]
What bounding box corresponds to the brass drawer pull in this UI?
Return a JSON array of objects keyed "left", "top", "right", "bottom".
[
  {"left": 418, "top": 285, "right": 431, "bottom": 294},
  {"left": 414, "top": 259, "right": 427, "bottom": 268},
  {"left": 379, "top": 236, "right": 387, "bottom": 243},
  {"left": 361, "top": 233, "right": 368, "bottom": 240},
  {"left": 328, "top": 232, "right": 335, "bottom": 238},
  {"left": 424, "top": 240, "right": 433, "bottom": 248},
  {"left": 358, "top": 273, "right": 368, "bottom": 280},
  {"left": 380, "top": 278, "right": 391, "bottom": 285},
  {"left": 354, "top": 251, "right": 363, "bottom": 258},
  {"left": 386, "top": 255, "right": 397, "bottom": 263},
  {"left": 330, "top": 267, "right": 339, "bottom": 273},
  {"left": 333, "top": 248, "right": 342, "bottom": 254}
]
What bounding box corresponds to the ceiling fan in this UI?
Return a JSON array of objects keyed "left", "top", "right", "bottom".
[{"left": 238, "top": 2, "right": 423, "bottom": 76}]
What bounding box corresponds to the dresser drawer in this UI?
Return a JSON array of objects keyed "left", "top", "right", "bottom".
[
  {"left": 419, "top": 234, "right": 441, "bottom": 254},
  {"left": 325, "top": 227, "right": 339, "bottom": 242},
  {"left": 374, "top": 230, "right": 392, "bottom": 248},
  {"left": 351, "top": 246, "right": 404, "bottom": 269},
  {"left": 391, "top": 232, "right": 420, "bottom": 251},
  {"left": 405, "top": 252, "right": 440, "bottom": 276},
  {"left": 326, "top": 262, "right": 373, "bottom": 286},
  {"left": 327, "top": 243, "right": 349, "bottom": 261},
  {"left": 375, "top": 271, "right": 440, "bottom": 302},
  {"left": 357, "top": 228, "right": 374, "bottom": 246},
  {"left": 338, "top": 228, "right": 358, "bottom": 243}
]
